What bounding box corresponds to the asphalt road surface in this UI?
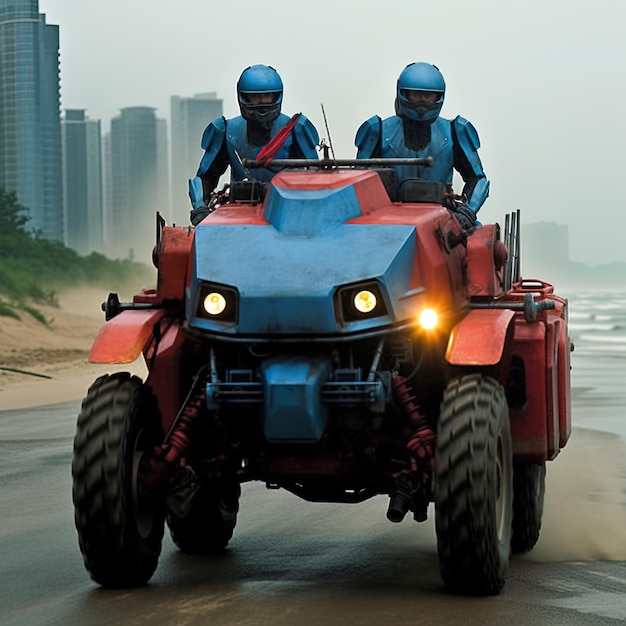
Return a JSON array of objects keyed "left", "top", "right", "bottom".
[{"left": 1, "top": 400, "right": 626, "bottom": 626}]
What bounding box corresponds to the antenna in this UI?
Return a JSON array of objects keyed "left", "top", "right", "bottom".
[
  {"left": 234, "top": 149, "right": 252, "bottom": 179},
  {"left": 320, "top": 103, "right": 336, "bottom": 160}
]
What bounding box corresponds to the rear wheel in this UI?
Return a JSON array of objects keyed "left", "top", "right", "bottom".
[
  {"left": 168, "top": 480, "right": 241, "bottom": 554},
  {"left": 435, "top": 374, "right": 513, "bottom": 595},
  {"left": 511, "top": 463, "right": 546, "bottom": 553},
  {"left": 72, "top": 373, "right": 165, "bottom": 587}
]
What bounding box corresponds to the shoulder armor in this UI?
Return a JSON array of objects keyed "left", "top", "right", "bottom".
[
  {"left": 200, "top": 116, "right": 226, "bottom": 150},
  {"left": 355, "top": 115, "right": 382, "bottom": 158},
  {"left": 293, "top": 114, "right": 320, "bottom": 158},
  {"left": 452, "top": 116, "right": 481, "bottom": 151}
]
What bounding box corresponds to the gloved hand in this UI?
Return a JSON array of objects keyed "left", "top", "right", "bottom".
[
  {"left": 190, "top": 206, "right": 211, "bottom": 226},
  {"left": 452, "top": 202, "right": 476, "bottom": 233},
  {"left": 190, "top": 186, "right": 231, "bottom": 225}
]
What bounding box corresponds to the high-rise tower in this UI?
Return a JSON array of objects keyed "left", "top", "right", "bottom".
[
  {"left": 62, "top": 109, "right": 103, "bottom": 255},
  {"left": 170, "top": 93, "right": 223, "bottom": 224},
  {"left": 0, "top": 0, "right": 63, "bottom": 240},
  {"left": 106, "top": 106, "right": 167, "bottom": 262}
]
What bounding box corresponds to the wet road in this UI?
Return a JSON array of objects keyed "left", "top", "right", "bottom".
[{"left": 1, "top": 400, "right": 626, "bottom": 626}]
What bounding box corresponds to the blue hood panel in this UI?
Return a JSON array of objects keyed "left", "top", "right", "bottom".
[
  {"left": 188, "top": 182, "right": 420, "bottom": 336},
  {"left": 264, "top": 184, "right": 363, "bottom": 236}
]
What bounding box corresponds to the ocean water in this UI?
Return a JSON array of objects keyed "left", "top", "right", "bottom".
[
  {"left": 535, "top": 289, "right": 626, "bottom": 560},
  {"left": 563, "top": 289, "right": 626, "bottom": 440}
]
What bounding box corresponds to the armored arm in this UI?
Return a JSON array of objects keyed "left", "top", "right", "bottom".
[
  {"left": 452, "top": 116, "right": 490, "bottom": 213},
  {"left": 188, "top": 117, "right": 229, "bottom": 209},
  {"left": 290, "top": 115, "right": 320, "bottom": 159},
  {"left": 355, "top": 116, "right": 383, "bottom": 158}
]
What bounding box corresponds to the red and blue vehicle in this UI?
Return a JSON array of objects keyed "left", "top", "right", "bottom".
[{"left": 71, "top": 155, "right": 571, "bottom": 595}]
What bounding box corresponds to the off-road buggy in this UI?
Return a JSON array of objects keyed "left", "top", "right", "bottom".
[{"left": 72, "top": 154, "right": 571, "bottom": 595}]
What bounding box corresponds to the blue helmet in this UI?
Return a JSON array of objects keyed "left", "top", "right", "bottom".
[
  {"left": 237, "top": 64, "right": 283, "bottom": 126},
  {"left": 396, "top": 63, "right": 445, "bottom": 123}
]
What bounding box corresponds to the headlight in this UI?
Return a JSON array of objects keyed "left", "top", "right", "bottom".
[
  {"left": 418, "top": 308, "right": 438, "bottom": 330},
  {"left": 203, "top": 292, "right": 227, "bottom": 315},
  {"left": 196, "top": 283, "right": 238, "bottom": 324},
  {"left": 354, "top": 290, "right": 377, "bottom": 313},
  {"left": 338, "top": 281, "right": 388, "bottom": 322}
]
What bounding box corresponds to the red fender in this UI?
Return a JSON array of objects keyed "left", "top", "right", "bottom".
[
  {"left": 88, "top": 309, "right": 165, "bottom": 364},
  {"left": 446, "top": 308, "right": 515, "bottom": 366}
]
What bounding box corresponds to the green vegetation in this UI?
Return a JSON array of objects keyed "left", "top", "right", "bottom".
[{"left": 0, "top": 188, "right": 155, "bottom": 322}]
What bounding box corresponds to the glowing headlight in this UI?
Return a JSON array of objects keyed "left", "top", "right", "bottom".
[
  {"left": 338, "top": 281, "right": 387, "bottom": 323},
  {"left": 354, "top": 290, "right": 377, "bottom": 313},
  {"left": 203, "top": 292, "right": 226, "bottom": 316},
  {"left": 196, "top": 282, "right": 238, "bottom": 324},
  {"left": 418, "top": 308, "right": 438, "bottom": 330}
]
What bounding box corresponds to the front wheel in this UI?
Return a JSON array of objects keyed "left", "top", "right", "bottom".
[
  {"left": 435, "top": 374, "right": 513, "bottom": 595},
  {"left": 72, "top": 373, "right": 166, "bottom": 587}
]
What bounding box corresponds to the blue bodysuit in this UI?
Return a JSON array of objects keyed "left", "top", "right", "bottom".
[
  {"left": 355, "top": 114, "right": 489, "bottom": 213},
  {"left": 189, "top": 113, "right": 319, "bottom": 209}
]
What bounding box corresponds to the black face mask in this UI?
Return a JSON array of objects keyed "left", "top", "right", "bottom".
[
  {"left": 402, "top": 117, "right": 432, "bottom": 152},
  {"left": 239, "top": 93, "right": 282, "bottom": 130},
  {"left": 246, "top": 122, "right": 273, "bottom": 147}
]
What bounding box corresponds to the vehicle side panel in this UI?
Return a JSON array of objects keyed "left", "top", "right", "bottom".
[
  {"left": 157, "top": 226, "right": 195, "bottom": 300},
  {"left": 509, "top": 307, "right": 570, "bottom": 463}
]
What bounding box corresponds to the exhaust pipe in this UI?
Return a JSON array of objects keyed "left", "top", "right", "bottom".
[{"left": 386, "top": 475, "right": 415, "bottom": 523}]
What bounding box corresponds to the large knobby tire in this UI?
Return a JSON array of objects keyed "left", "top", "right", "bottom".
[
  {"left": 72, "top": 373, "right": 165, "bottom": 588},
  {"left": 511, "top": 463, "right": 546, "bottom": 554},
  {"left": 167, "top": 481, "right": 241, "bottom": 554},
  {"left": 435, "top": 374, "right": 513, "bottom": 596}
]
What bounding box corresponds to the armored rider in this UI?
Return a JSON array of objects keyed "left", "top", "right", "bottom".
[
  {"left": 354, "top": 62, "right": 489, "bottom": 230},
  {"left": 189, "top": 64, "right": 320, "bottom": 225}
]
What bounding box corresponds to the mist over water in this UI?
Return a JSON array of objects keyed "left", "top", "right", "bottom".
[{"left": 525, "top": 289, "right": 626, "bottom": 562}]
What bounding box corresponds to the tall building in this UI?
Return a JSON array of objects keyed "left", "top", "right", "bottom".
[
  {"left": 62, "top": 109, "right": 103, "bottom": 255},
  {"left": 102, "top": 131, "right": 112, "bottom": 250},
  {"left": 170, "top": 92, "right": 223, "bottom": 224},
  {"left": 0, "top": 0, "right": 63, "bottom": 240},
  {"left": 106, "top": 106, "right": 167, "bottom": 262},
  {"left": 156, "top": 117, "right": 169, "bottom": 222}
]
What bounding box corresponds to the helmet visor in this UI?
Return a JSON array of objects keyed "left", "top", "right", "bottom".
[
  {"left": 401, "top": 89, "right": 441, "bottom": 104},
  {"left": 399, "top": 89, "right": 443, "bottom": 120},
  {"left": 240, "top": 91, "right": 281, "bottom": 105}
]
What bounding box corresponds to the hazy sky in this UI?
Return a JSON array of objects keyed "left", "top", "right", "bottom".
[{"left": 40, "top": 0, "right": 626, "bottom": 267}]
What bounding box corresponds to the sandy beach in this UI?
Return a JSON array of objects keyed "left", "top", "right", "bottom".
[{"left": 0, "top": 288, "right": 147, "bottom": 411}]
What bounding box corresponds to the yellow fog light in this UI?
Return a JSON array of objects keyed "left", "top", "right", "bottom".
[
  {"left": 203, "top": 292, "right": 226, "bottom": 316},
  {"left": 419, "top": 308, "right": 438, "bottom": 330},
  {"left": 354, "top": 290, "right": 377, "bottom": 313}
]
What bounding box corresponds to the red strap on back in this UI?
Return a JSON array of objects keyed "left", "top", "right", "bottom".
[{"left": 256, "top": 113, "right": 301, "bottom": 166}]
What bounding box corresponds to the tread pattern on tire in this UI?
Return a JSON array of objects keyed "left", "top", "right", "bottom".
[
  {"left": 435, "top": 374, "right": 513, "bottom": 596},
  {"left": 72, "top": 373, "right": 165, "bottom": 588}
]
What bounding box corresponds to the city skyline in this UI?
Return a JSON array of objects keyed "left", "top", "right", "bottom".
[
  {"left": 4, "top": 1, "right": 626, "bottom": 270},
  {"left": 37, "top": 0, "right": 626, "bottom": 268},
  {"left": 1, "top": 2, "right": 227, "bottom": 260}
]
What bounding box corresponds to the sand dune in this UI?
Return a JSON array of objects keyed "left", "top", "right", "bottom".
[{"left": 0, "top": 288, "right": 146, "bottom": 410}]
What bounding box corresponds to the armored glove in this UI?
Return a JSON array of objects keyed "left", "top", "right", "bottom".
[
  {"left": 452, "top": 202, "right": 477, "bottom": 233},
  {"left": 190, "top": 186, "right": 231, "bottom": 225},
  {"left": 190, "top": 205, "right": 211, "bottom": 226}
]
